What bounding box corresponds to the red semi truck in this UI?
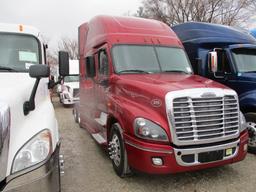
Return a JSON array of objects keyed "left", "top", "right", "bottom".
[{"left": 59, "top": 16, "right": 248, "bottom": 177}]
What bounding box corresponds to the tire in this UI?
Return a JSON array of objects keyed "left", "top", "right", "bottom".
[
  {"left": 58, "top": 156, "right": 62, "bottom": 192},
  {"left": 59, "top": 97, "right": 62, "bottom": 104},
  {"left": 73, "top": 109, "right": 78, "bottom": 123},
  {"left": 245, "top": 113, "right": 256, "bottom": 154},
  {"left": 109, "top": 123, "right": 132, "bottom": 177}
]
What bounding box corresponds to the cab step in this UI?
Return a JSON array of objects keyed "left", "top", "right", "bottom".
[
  {"left": 92, "top": 133, "right": 107, "bottom": 144},
  {"left": 94, "top": 112, "right": 108, "bottom": 126}
]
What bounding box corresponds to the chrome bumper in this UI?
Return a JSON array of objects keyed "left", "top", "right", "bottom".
[
  {"left": 174, "top": 139, "right": 240, "bottom": 166},
  {"left": 2, "top": 144, "right": 61, "bottom": 192}
]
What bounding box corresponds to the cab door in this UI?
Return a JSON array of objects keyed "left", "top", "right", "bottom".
[
  {"left": 79, "top": 52, "right": 98, "bottom": 132},
  {"left": 94, "top": 44, "right": 111, "bottom": 139}
]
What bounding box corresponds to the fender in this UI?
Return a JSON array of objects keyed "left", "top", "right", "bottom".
[{"left": 106, "top": 95, "right": 171, "bottom": 142}]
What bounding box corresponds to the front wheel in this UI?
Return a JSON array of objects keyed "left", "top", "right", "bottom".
[
  {"left": 109, "top": 123, "right": 132, "bottom": 177},
  {"left": 245, "top": 113, "right": 256, "bottom": 154},
  {"left": 73, "top": 108, "right": 79, "bottom": 123}
]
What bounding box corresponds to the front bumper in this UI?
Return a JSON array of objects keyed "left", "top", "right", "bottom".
[
  {"left": 62, "top": 97, "right": 79, "bottom": 105},
  {"left": 1, "top": 144, "right": 61, "bottom": 192},
  {"left": 124, "top": 131, "right": 248, "bottom": 174}
]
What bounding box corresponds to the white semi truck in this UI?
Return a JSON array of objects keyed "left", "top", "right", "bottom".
[{"left": 0, "top": 23, "right": 62, "bottom": 192}]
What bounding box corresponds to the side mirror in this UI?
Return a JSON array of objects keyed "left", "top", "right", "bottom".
[
  {"left": 86, "top": 56, "right": 96, "bottom": 78},
  {"left": 209, "top": 51, "right": 218, "bottom": 73},
  {"left": 29, "top": 64, "right": 50, "bottom": 78},
  {"left": 24, "top": 65, "right": 50, "bottom": 115},
  {"left": 59, "top": 51, "right": 69, "bottom": 76}
]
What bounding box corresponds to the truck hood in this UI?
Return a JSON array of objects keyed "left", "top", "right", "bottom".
[
  {"left": 238, "top": 72, "right": 256, "bottom": 82},
  {"left": 231, "top": 72, "right": 256, "bottom": 96},
  {"left": 112, "top": 73, "right": 230, "bottom": 136},
  {"left": 0, "top": 73, "right": 48, "bottom": 113},
  {"left": 114, "top": 73, "right": 228, "bottom": 99},
  {"left": 113, "top": 73, "right": 229, "bottom": 117},
  {"left": 0, "top": 73, "right": 50, "bottom": 176},
  {"left": 64, "top": 82, "right": 79, "bottom": 89}
]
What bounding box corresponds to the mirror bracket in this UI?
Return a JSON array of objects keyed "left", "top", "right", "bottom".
[
  {"left": 23, "top": 64, "right": 49, "bottom": 115},
  {"left": 23, "top": 78, "right": 40, "bottom": 115},
  {"left": 213, "top": 72, "right": 225, "bottom": 79},
  {"left": 48, "top": 76, "right": 64, "bottom": 89},
  {"left": 98, "top": 79, "right": 109, "bottom": 87}
]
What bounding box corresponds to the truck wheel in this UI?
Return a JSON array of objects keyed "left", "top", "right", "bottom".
[
  {"left": 58, "top": 154, "right": 64, "bottom": 192},
  {"left": 109, "top": 123, "right": 132, "bottom": 178},
  {"left": 58, "top": 158, "right": 62, "bottom": 192},
  {"left": 73, "top": 109, "right": 78, "bottom": 123},
  {"left": 245, "top": 113, "right": 256, "bottom": 154}
]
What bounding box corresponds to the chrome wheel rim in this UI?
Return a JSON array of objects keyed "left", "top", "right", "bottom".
[
  {"left": 74, "top": 110, "right": 77, "bottom": 121},
  {"left": 110, "top": 134, "right": 121, "bottom": 166},
  {"left": 78, "top": 114, "right": 81, "bottom": 124},
  {"left": 247, "top": 122, "right": 256, "bottom": 147}
]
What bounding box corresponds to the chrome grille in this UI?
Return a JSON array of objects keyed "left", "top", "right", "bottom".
[
  {"left": 165, "top": 88, "right": 240, "bottom": 146},
  {"left": 73, "top": 88, "right": 79, "bottom": 97},
  {"left": 172, "top": 95, "right": 239, "bottom": 142}
]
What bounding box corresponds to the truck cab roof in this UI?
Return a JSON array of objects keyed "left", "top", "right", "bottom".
[
  {"left": 79, "top": 15, "right": 182, "bottom": 55},
  {"left": 0, "top": 23, "right": 41, "bottom": 39},
  {"left": 172, "top": 22, "right": 256, "bottom": 45}
]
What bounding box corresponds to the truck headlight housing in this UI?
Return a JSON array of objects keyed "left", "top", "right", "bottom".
[
  {"left": 64, "top": 92, "right": 71, "bottom": 99},
  {"left": 12, "top": 129, "right": 52, "bottom": 174},
  {"left": 239, "top": 111, "right": 247, "bottom": 132},
  {"left": 66, "top": 86, "right": 71, "bottom": 92},
  {"left": 134, "top": 118, "right": 169, "bottom": 142}
]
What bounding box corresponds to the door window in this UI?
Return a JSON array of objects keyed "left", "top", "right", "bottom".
[
  {"left": 216, "top": 50, "right": 231, "bottom": 73},
  {"left": 98, "top": 50, "right": 109, "bottom": 76}
]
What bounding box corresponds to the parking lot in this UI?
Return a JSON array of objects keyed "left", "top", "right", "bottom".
[{"left": 53, "top": 98, "right": 256, "bottom": 192}]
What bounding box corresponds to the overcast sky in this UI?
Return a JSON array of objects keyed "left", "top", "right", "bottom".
[{"left": 0, "top": 0, "right": 142, "bottom": 49}]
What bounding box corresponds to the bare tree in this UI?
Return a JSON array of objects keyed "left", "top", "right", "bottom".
[
  {"left": 57, "top": 37, "right": 79, "bottom": 60},
  {"left": 39, "top": 35, "right": 58, "bottom": 76},
  {"left": 136, "top": 0, "right": 255, "bottom": 26}
]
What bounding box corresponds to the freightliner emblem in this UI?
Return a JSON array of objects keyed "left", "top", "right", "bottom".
[{"left": 201, "top": 92, "right": 216, "bottom": 98}]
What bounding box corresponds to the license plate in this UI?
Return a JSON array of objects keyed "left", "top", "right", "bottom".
[{"left": 225, "top": 148, "right": 233, "bottom": 156}]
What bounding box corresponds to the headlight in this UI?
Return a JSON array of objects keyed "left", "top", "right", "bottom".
[
  {"left": 66, "top": 86, "right": 71, "bottom": 92},
  {"left": 134, "top": 118, "right": 169, "bottom": 142},
  {"left": 12, "top": 130, "right": 52, "bottom": 174},
  {"left": 62, "top": 86, "right": 70, "bottom": 92},
  {"left": 239, "top": 111, "right": 247, "bottom": 132},
  {"left": 64, "top": 92, "right": 71, "bottom": 99}
]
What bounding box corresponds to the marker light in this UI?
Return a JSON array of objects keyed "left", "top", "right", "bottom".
[
  {"left": 19, "top": 25, "right": 24, "bottom": 32},
  {"left": 152, "top": 157, "right": 163, "bottom": 166}
]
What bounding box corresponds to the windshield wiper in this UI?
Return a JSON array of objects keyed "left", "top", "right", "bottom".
[
  {"left": 118, "top": 69, "right": 150, "bottom": 74},
  {"left": 163, "top": 70, "right": 191, "bottom": 74},
  {"left": 0, "top": 66, "right": 17, "bottom": 72}
]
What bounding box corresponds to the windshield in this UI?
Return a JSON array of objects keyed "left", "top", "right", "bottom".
[
  {"left": 64, "top": 75, "right": 79, "bottom": 82},
  {"left": 112, "top": 45, "right": 192, "bottom": 74},
  {"left": 0, "top": 33, "right": 40, "bottom": 72},
  {"left": 232, "top": 48, "right": 256, "bottom": 73}
]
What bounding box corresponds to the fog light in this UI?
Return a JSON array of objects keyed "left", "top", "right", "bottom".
[
  {"left": 244, "top": 144, "right": 248, "bottom": 151},
  {"left": 152, "top": 157, "right": 163, "bottom": 166}
]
